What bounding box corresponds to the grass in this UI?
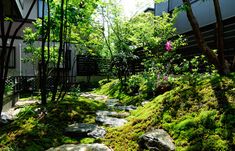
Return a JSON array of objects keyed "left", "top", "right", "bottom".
[{"left": 98, "top": 73, "right": 235, "bottom": 151}]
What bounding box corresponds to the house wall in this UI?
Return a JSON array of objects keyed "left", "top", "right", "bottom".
[
  {"left": 0, "top": 39, "right": 36, "bottom": 76},
  {"left": 154, "top": 1, "right": 168, "bottom": 16},
  {"left": 15, "top": 0, "right": 38, "bottom": 20},
  {"left": 155, "top": 0, "right": 235, "bottom": 34}
]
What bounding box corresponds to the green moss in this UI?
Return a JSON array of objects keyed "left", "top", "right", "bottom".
[
  {"left": 101, "top": 74, "right": 235, "bottom": 151},
  {"left": 0, "top": 94, "right": 106, "bottom": 151},
  {"left": 80, "top": 138, "right": 96, "bottom": 144},
  {"left": 94, "top": 79, "right": 145, "bottom": 105}
]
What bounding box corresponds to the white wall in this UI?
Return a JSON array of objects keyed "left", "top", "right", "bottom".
[
  {"left": 23, "top": 0, "right": 38, "bottom": 19},
  {"left": 2, "top": 39, "right": 78, "bottom": 77},
  {"left": 15, "top": 0, "right": 38, "bottom": 20}
]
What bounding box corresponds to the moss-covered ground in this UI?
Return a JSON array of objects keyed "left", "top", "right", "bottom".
[
  {"left": 95, "top": 74, "right": 235, "bottom": 151},
  {"left": 0, "top": 96, "right": 106, "bottom": 151}
]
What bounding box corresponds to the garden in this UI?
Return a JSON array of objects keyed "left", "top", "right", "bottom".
[{"left": 0, "top": 0, "right": 235, "bottom": 151}]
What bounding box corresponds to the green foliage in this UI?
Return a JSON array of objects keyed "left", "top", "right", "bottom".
[
  {"left": 126, "top": 12, "right": 186, "bottom": 53},
  {"left": 4, "top": 17, "right": 14, "bottom": 22},
  {"left": 4, "top": 81, "right": 13, "bottom": 95},
  {"left": 125, "top": 74, "right": 143, "bottom": 95},
  {"left": 23, "top": 24, "right": 59, "bottom": 67},
  {"left": 23, "top": 0, "right": 101, "bottom": 70}
]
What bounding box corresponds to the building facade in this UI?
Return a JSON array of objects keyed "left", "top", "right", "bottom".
[
  {"left": 154, "top": 0, "right": 235, "bottom": 60},
  {"left": 0, "top": 0, "right": 77, "bottom": 77}
]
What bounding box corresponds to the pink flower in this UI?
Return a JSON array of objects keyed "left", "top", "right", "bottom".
[{"left": 165, "top": 41, "right": 172, "bottom": 51}]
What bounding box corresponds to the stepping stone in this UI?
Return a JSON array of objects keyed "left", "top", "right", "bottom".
[
  {"left": 15, "top": 100, "right": 39, "bottom": 107},
  {"left": 96, "top": 115, "right": 127, "bottom": 127},
  {"left": 46, "top": 143, "right": 112, "bottom": 151},
  {"left": 114, "top": 105, "right": 137, "bottom": 111},
  {"left": 65, "top": 123, "right": 106, "bottom": 138},
  {"left": 96, "top": 110, "right": 130, "bottom": 118},
  {"left": 80, "top": 93, "right": 108, "bottom": 100},
  {"left": 106, "top": 99, "right": 120, "bottom": 107},
  {"left": 87, "top": 126, "right": 106, "bottom": 139}
]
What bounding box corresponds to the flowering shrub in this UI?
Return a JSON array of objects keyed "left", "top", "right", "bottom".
[{"left": 165, "top": 41, "right": 172, "bottom": 51}]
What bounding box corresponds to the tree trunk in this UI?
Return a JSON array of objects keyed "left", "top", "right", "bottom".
[
  {"left": 213, "top": 0, "right": 229, "bottom": 74},
  {"left": 51, "top": 0, "right": 65, "bottom": 102},
  {"left": 182, "top": 0, "right": 224, "bottom": 73},
  {"left": 40, "top": 0, "right": 47, "bottom": 105}
]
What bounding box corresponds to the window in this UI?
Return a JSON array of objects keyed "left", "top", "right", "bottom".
[
  {"left": 0, "top": 47, "right": 16, "bottom": 68},
  {"left": 38, "top": 0, "right": 48, "bottom": 18}
]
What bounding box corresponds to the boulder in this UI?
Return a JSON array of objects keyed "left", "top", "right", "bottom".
[
  {"left": 65, "top": 123, "right": 106, "bottom": 138},
  {"left": 139, "top": 129, "right": 175, "bottom": 151},
  {"left": 96, "top": 116, "right": 127, "bottom": 127},
  {"left": 46, "top": 143, "right": 112, "bottom": 151}
]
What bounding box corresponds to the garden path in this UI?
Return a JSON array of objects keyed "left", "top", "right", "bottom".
[{"left": 50, "top": 92, "right": 137, "bottom": 151}]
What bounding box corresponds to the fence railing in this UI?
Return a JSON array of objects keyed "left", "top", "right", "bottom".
[{"left": 6, "top": 76, "right": 78, "bottom": 94}]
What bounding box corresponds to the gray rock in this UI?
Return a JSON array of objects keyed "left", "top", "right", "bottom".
[
  {"left": 0, "top": 112, "right": 12, "bottom": 123},
  {"left": 87, "top": 126, "right": 106, "bottom": 138},
  {"left": 46, "top": 143, "right": 112, "bottom": 151},
  {"left": 115, "top": 105, "right": 137, "bottom": 111},
  {"left": 96, "top": 115, "right": 127, "bottom": 127},
  {"left": 106, "top": 99, "right": 120, "bottom": 107},
  {"left": 141, "top": 101, "right": 150, "bottom": 106},
  {"left": 80, "top": 92, "right": 108, "bottom": 101},
  {"left": 96, "top": 110, "right": 130, "bottom": 118},
  {"left": 139, "top": 129, "right": 175, "bottom": 151},
  {"left": 65, "top": 123, "right": 106, "bottom": 138},
  {"left": 1, "top": 112, "right": 12, "bottom": 120}
]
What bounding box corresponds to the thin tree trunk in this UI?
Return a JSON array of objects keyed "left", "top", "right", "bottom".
[
  {"left": 213, "top": 0, "right": 229, "bottom": 74},
  {"left": 51, "top": 0, "right": 65, "bottom": 102},
  {"left": 40, "top": 0, "right": 47, "bottom": 105},
  {"left": 182, "top": 0, "right": 221, "bottom": 71},
  {"left": 0, "top": 0, "right": 7, "bottom": 116}
]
